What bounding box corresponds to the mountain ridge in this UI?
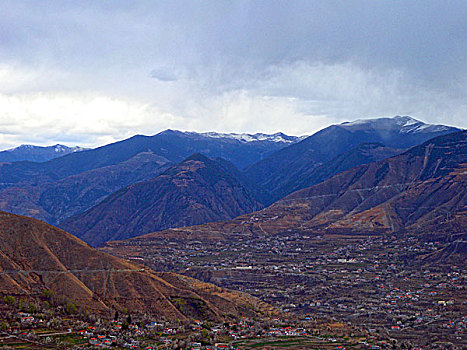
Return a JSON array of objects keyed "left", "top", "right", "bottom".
[
  {"left": 0, "top": 144, "right": 87, "bottom": 163},
  {"left": 0, "top": 130, "right": 300, "bottom": 186},
  {"left": 0, "top": 152, "right": 172, "bottom": 224},
  {"left": 60, "top": 154, "right": 264, "bottom": 246},
  {"left": 0, "top": 116, "right": 461, "bottom": 239}
]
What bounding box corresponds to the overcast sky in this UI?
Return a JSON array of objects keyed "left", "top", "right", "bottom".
[{"left": 0, "top": 1, "right": 466, "bottom": 149}]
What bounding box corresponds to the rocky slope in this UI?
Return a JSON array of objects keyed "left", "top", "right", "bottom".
[
  {"left": 0, "top": 211, "right": 275, "bottom": 320},
  {"left": 281, "top": 131, "right": 466, "bottom": 234},
  {"left": 273, "top": 142, "right": 402, "bottom": 200},
  {"left": 60, "top": 154, "right": 264, "bottom": 246}
]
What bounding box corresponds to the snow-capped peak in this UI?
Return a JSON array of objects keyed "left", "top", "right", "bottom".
[
  {"left": 340, "top": 116, "right": 456, "bottom": 134},
  {"left": 8, "top": 144, "right": 34, "bottom": 151},
  {"left": 54, "top": 144, "right": 68, "bottom": 152},
  {"left": 393, "top": 115, "right": 419, "bottom": 126}
]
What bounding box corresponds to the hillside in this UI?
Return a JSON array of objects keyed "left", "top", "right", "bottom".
[
  {"left": 245, "top": 116, "right": 460, "bottom": 200},
  {"left": 274, "top": 142, "right": 402, "bottom": 199},
  {"left": 279, "top": 130, "right": 466, "bottom": 234},
  {"left": 0, "top": 211, "right": 275, "bottom": 320},
  {"left": 60, "top": 154, "right": 264, "bottom": 246}
]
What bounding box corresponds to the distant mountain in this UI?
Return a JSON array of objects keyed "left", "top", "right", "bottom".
[
  {"left": 0, "top": 144, "right": 87, "bottom": 162},
  {"left": 245, "top": 116, "right": 460, "bottom": 201},
  {"left": 0, "top": 151, "right": 172, "bottom": 224},
  {"left": 0, "top": 130, "right": 295, "bottom": 225},
  {"left": 338, "top": 115, "right": 454, "bottom": 135},
  {"left": 0, "top": 119, "right": 460, "bottom": 233},
  {"left": 115, "top": 131, "right": 466, "bottom": 245},
  {"left": 0, "top": 211, "right": 274, "bottom": 320},
  {"left": 0, "top": 130, "right": 299, "bottom": 186},
  {"left": 60, "top": 154, "right": 264, "bottom": 246}
]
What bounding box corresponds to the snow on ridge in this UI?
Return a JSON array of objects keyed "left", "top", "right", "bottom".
[
  {"left": 393, "top": 115, "right": 420, "bottom": 126},
  {"left": 54, "top": 144, "right": 69, "bottom": 152},
  {"left": 8, "top": 144, "right": 34, "bottom": 151},
  {"left": 400, "top": 123, "right": 451, "bottom": 134},
  {"left": 340, "top": 119, "right": 371, "bottom": 126},
  {"left": 71, "top": 146, "right": 87, "bottom": 152},
  {"left": 187, "top": 131, "right": 303, "bottom": 143},
  {"left": 340, "top": 116, "right": 457, "bottom": 135},
  {"left": 341, "top": 116, "right": 422, "bottom": 127}
]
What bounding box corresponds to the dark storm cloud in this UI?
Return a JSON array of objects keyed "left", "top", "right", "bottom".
[
  {"left": 0, "top": 1, "right": 465, "bottom": 149},
  {"left": 3, "top": 1, "right": 465, "bottom": 76}
]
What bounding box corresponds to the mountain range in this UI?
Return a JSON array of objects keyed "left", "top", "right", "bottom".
[
  {"left": 0, "top": 130, "right": 300, "bottom": 187},
  {"left": 0, "top": 116, "right": 462, "bottom": 247},
  {"left": 103, "top": 130, "right": 466, "bottom": 251},
  {"left": 0, "top": 131, "right": 297, "bottom": 225}
]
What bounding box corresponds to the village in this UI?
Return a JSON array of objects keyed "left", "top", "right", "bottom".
[
  {"left": 116, "top": 232, "right": 466, "bottom": 349},
  {"left": 0, "top": 301, "right": 389, "bottom": 349}
]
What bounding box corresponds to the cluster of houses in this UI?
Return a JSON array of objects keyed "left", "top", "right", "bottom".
[
  {"left": 125, "top": 232, "right": 465, "bottom": 349},
  {"left": 69, "top": 317, "right": 313, "bottom": 349}
]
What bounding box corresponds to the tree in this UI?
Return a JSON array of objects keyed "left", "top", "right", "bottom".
[
  {"left": 18, "top": 299, "right": 28, "bottom": 312},
  {"left": 42, "top": 289, "right": 54, "bottom": 299},
  {"left": 28, "top": 302, "right": 37, "bottom": 313},
  {"left": 65, "top": 302, "right": 77, "bottom": 314},
  {"left": 3, "top": 295, "right": 15, "bottom": 305}
]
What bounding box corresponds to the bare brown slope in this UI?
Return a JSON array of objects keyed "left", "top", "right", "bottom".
[
  {"left": 61, "top": 154, "right": 263, "bottom": 246},
  {"left": 280, "top": 130, "right": 466, "bottom": 233},
  {"left": 0, "top": 211, "right": 275, "bottom": 320},
  {"left": 104, "top": 131, "right": 466, "bottom": 256}
]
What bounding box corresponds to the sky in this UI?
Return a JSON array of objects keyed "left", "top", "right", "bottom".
[{"left": 0, "top": 1, "right": 466, "bottom": 150}]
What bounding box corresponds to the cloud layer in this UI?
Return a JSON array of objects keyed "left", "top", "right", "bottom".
[{"left": 0, "top": 1, "right": 465, "bottom": 149}]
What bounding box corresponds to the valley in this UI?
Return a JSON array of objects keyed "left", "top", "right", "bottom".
[{"left": 103, "top": 230, "right": 466, "bottom": 348}]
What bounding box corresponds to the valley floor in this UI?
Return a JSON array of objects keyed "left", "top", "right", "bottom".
[{"left": 103, "top": 232, "right": 466, "bottom": 349}]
